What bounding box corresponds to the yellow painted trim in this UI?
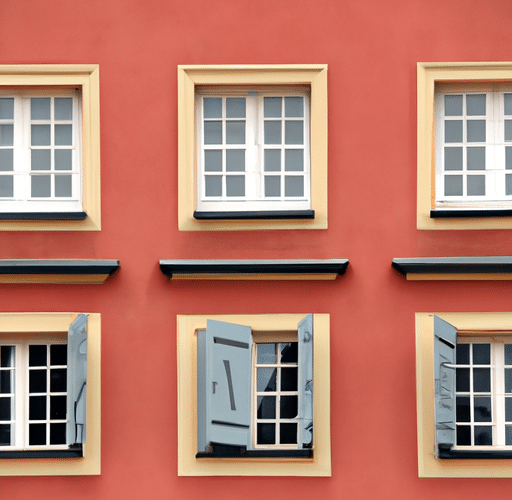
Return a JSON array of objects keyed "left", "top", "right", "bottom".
[
  {"left": 407, "top": 273, "right": 512, "bottom": 281},
  {"left": 0, "top": 274, "right": 110, "bottom": 284},
  {"left": 171, "top": 273, "right": 337, "bottom": 281},
  {"left": 0, "top": 313, "right": 100, "bottom": 476},
  {"left": 416, "top": 312, "right": 512, "bottom": 477},
  {"left": 417, "top": 62, "right": 512, "bottom": 230},
  {"left": 0, "top": 65, "right": 100, "bottom": 231},
  {"left": 177, "top": 65, "right": 328, "bottom": 231},
  {"left": 177, "top": 314, "right": 331, "bottom": 476}
]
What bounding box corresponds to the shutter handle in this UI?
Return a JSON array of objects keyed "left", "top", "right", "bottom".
[{"left": 212, "top": 381, "right": 218, "bottom": 394}]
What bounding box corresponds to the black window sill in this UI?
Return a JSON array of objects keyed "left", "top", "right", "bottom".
[
  {"left": 0, "top": 445, "right": 83, "bottom": 459},
  {"left": 196, "top": 444, "right": 312, "bottom": 458},
  {"left": 439, "top": 448, "right": 512, "bottom": 459},
  {"left": 194, "top": 210, "right": 315, "bottom": 220},
  {"left": 0, "top": 212, "right": 87, "bottom": 220},
  {"left": 431, "top": 209, "right": 512, "bottom": 218}
]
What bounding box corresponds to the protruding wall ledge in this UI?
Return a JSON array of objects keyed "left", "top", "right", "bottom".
[
  {"left": 0, "top": 259, "right": 120, "bottom": 284},
  {"left": 392, "top": 257, "right": 512, "bottom": 281},
  {"left": 160, "top": 259, "right": 349, "bottom": 280}
]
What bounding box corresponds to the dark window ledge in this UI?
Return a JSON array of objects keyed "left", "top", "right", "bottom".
[
  {"left": 0, "top": 212, "right": 87, "bottom": 220},
  {"left": 431, "top": 209, "right": 512, "bottom": 218},
  {"left": 160, "top": 259, "right": 349, "bottom": 280},
  {"left": 197, "top": 444, "right": 312, "bottom": 459},
  {"left": 0, "top": 445, "right": 83, "bottom": 459},
  {"left": 194, "top": 210, "right": 315, "bottom": 220},
  {"left": 439, "top": 448, "right": 512, "bottom": 459}
]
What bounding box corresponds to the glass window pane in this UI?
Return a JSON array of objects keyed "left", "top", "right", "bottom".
[
  {"left": 444, "top": 147, "right": 463, "bottom": 171},
  {"left": 474, "top": 426, "right": 492, "bottom": 446},
  {"left": 280, "top": 395, "right": 298, "bottom": 418},
  {"left": 226, "top": 98, "right": 245, "bottom": 118},
  {"left": 226, "top": 150, "right": 245, "bottom": 172},
  {"left": 257, "top": 396, "right": 276, "bottom": 419},
  {"left": 54, "top": 98, "right": 73, "bottom": 120},
  {"left": 505, "top": 121, "right": 512, "bottom": 142},
  {"left": 29, "top": 423, "right": 46, "bottom": 445},
  {"left": 257, "top": 344, "right": 276, "bottom": 364},
  {"left": 264, "top": 97, "right": 282, "bottom": 118},
  {"left": 507, "top": 147, "right": 512, "bottom": 170},
  {"left": 456, "top": 425, "right": 471, "bottom": 445},
  {"left": 55, "top": 175, "right": 72, "bottom": 197},
  {"left": 0, "top": 398, "right": 11, "bottom": 420},
  {"left": 467, "top": 147, "right": 485, "bottom": 170},
  {"left": 0, "top": 98, "right": 14, "bottom": 120},
  {"left": 29, "top": 396, "right": 46, "bottom": 420},
  {"left": 264, "top": 121, "right": 281, "bottom": 144},
  {"left": 54, "top": 124, "right": 72, "bottom": 146},
  {"left": 204, "top": 150, "right": 222, "bottom": 172},
  {"left": 467, "top": 120, "right": 486, "bottom": 142},
  {"left": 505, "top": 368, "right": 512, "bottom": 393},
  {"left": 466, "top": 94, "right": 486, "bottom": 116},
  {"left": 281, "top": 367, "right": 298, "bottom": 391},
  {"left": 445, "top": 121, "right": 463, "bottom": 143},
  {"left": 506, "top": 397, "right": 512, "bottom": 421},
  {"left": 0, "top": 372, "right": 11, "bottom": 394},
  {"left": 203, "top": 98, "right": 222, "bottom": 119},
  {"left": 506, "top": 425, "right": 512, "bottom": 445},
  {"left": 473, "top": 368, "right": 491, "bottom": 392},
  {"left": 31, "top": 98, "right": 50, "bottom": 120},
  {"left": 506, "top": 94, "right": 512, "bottom": 115},
  {"left": 445, "top": 95, "right": 463, "bottom": 116},
  {"left": 444, "top": 175, "right": 463, "bottom": 196},
  {"left": 456, "top": 367, "right": 470, "bottom": 392},
  {"left": 505, "top": 344, "right": 512, "bottom": 365},
  {"left": 0, "top": 424, "right": 10, "bottom": 445},
  {"left": 285, "top": 121, "right": 303, "bottom": 145},
  {"left": 225, "top": 121, "right": 245, "bottom": 144},
  {"left": 473, "top": 396, "right": 492, "bottom": 422},
  {"left": 204, "top": 176, "right": 222, "bottom": 197},
  {"left": 265, "top": 176, "right": 280, "bottom": 197},
  {"left": 50, "top": 368, "right": 67, "bottom": 392},
  {"left": 50, "top": 345, "right": 67, "bottom": 366},
  {"left": 29, "top": 345, "right": 47, "bottom": 366},
  {"left": 507, "top": 174, "right": 512, "bottom": 196},
  {"left": 257, "top": 368, "right": 276, "bottom": 392},
  {"left": 0, "top": 150, "right": 13, "bottom": 171},
  {"left": 285, "top": 97, "right": 304, "bottom": 117},
  {"left": 50, "top": 395, "right": 66, "bottom": 419},
  {"left": 31, "top": 175, "right": 51, "bottom": 197},
  {"left": 29, "top": 370, "right": 46, "bottom": 393},
  {"left": 285, "top": 150, "right": 304, "bottom": 171},
  {"left": 0, "top": 124, "right": 13, "bottom": 146},
  {"left": 467, "top": 175, "right": 485, "bottom": 196},
  {"left": 50, "top": 423, "right": 66, "bottom": 445},
  {"left": 280, "top": 343, "right": 298, "bottom": 363},
  {"left": 456, "top": 396, "right": 470, "bottom": 422},
  {"left": 204, "top": 121, "right": 222, "bottom": 145},
  {"left": 280, "top": 423, "right": 297, "bottom": 444},
  {"left": 0, "top": 176, "right": 13, "bottom": 197},
  {"left": 456, "top": 344, "right": 470, "bottom": 364},
  {"left": 55, "top": 149, "right": 72, "bottom": 170},
  {"left": 226, "top": 175, "right": 245, "bottom": 197},
  {"left": 473, "top": 344, "right": 490, "bottom": 364},
  {"left": 285, "top": 176, "right": 304, "bottom": 197},
  {"left": 31, "top": 125, "right": 50, "bottom": 146},
  {"left": 31, "top": 150, "right": 51, "bottom": 170},
  {"left": 257, "top": 423, "right": 275, "bottom": 444},
  {"left": 264, "top": 150, "right": 281, "bottom": 172}
]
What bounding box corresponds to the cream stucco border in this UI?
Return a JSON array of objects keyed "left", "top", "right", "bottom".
[
  {"left": 177, "top": 65, "right": 328, "bottom": 231},
  {"left": 177, "top": 314, "right": 331, "bottom": 476},
  {"left": 0, "top": 65, "right": 100, "bottom": 231},
  {"left": 0, "top": 313, "right": 100, "bottom": 475},
  {"left": 417, "top": 62, "right": 512, "bottom": 230},
  {"left": 416, "top": 312, "right": 512, "bottom": 477}
]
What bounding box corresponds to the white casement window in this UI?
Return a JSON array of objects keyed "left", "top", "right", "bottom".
[
  {"left": 0, "top": 89, "right": 82, "bottom": 214},
  {"left": 435, "top": 84, "right": 512, "bottom": 210},
  {"left": 0, "top": 336, "right": 68, "bottom": 450},
  {"left": 196, "top": 88, "right": 311, "bottom": 215},
  {"left": 454, "top": 337, "right": 512, "bottom": 450}
]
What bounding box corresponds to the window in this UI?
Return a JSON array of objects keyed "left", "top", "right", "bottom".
[
  {"left": 196, "top": 317, "right": 312, "bottom": 458},
  {"left": 0, "top": 313, "right": 100, "bottom": 476},
  {"left": 177, "top": 314, "right": 330, "bottom": 476},
  {"left": 416, "top": 312, "right": 512, "bottom": 477},
  {"left": 0, "top": 65, "right": 100, "bottom": 231},
  {"left": 178, "top": 65, "right": 328, "bottom": 231}
]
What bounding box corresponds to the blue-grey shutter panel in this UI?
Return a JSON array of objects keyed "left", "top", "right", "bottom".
[
  {"left": 197, "top": 320, "right": 252, "bottom": 451},
  {"left": 66, "top": 314, "right": 88, "bottom": 445},
  {"left": 433, "top": 315, "right": 457, "bottom": 450},
  {"left": 298, "top": 314, "right": 313, "bottom": 448}
]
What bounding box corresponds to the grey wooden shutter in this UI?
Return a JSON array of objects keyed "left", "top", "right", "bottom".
[
  {"left": 433, "top": 315, "right": 457, "bottom": 450},
  {"left": 197, "top": 320, "right": 252, "bottom": 451},
  {"left": 298, "top": 314, "right": 313, "bottom": 448},
  {"left": 66, "top": 314, "right": 88, "bottom": 446}
]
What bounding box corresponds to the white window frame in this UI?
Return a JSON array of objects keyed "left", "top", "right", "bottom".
[
  {"left": 196, "top": 87, "right": 311, "bottom": 213},
  {"left": 0, "top": 334, "right": 68, "bottom": 451},
  {"left": 0, "top": 89, "right": 82, "bottom": 213}
]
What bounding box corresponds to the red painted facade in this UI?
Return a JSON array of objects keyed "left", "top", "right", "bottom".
[{"left": 2, "top": 0, "right": 512, "bottom": 497}]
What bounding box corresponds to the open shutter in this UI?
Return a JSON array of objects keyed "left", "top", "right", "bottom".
[
  {"left": 67, "top": 314, "right": 88, "bottom": 446},
  {"left": 433, "top": 315, "right": 457, "bottom": 450},
  {"left": 197, "top": 320, "right": 252, "bottom": 452},
  {"left": 298, "top": 314, "right": 313, "bottom": 448}
]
